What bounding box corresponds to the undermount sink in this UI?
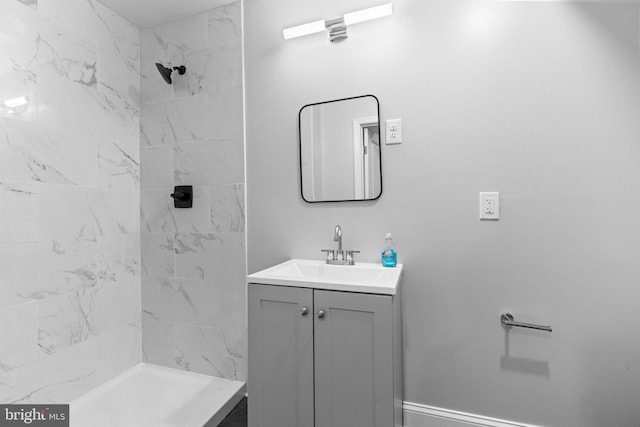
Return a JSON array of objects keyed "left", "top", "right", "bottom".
[{"left": 247, "top": 259, "right": 403, "bottom": 295}]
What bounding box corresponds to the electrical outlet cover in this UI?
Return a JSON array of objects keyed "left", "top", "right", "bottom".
[
  {"left": 479, "top": 192, "right": 499, "bottom": 220},
  {"left": 386, "top": 119, "right": 402, "bottom": 144}
]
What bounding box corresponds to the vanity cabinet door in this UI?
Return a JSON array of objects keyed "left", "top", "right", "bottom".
[
  {"left": 313, "top": 290, "right": 394, "bottom": 427},
  {"left": 247, "top": 284, "right": 314, "bottom": 427}
]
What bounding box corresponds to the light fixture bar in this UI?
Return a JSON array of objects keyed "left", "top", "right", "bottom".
[
  {"left": 282, "top": 3, "right": 393, "bottom": 41},
  {"left": 4, "top": 96, "right": 28, "bottom": 108},
  {"left": 325, "top": 17, "right": 348, "bottom": 43},
  {"left": 282, "top": 19, "right": 325, "bottom": 40},
  {"left": 343, "top": 3, "right": 393, "bottom": 26}
]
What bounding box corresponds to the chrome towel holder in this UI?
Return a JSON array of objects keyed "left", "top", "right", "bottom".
[{"left": 501, "top": 312, "right": 552, "bottom": 333}]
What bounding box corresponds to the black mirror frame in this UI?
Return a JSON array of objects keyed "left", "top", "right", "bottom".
[{"left": 298, "top": 94, "right": 383, "bottom": 203}]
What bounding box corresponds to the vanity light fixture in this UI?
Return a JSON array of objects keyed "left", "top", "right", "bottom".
[
  {"left": 4, "top": 96, "right": 28, "bottom": 108},
  {"left": 283, "top": 3, "right": 393, "bottom": 43}
]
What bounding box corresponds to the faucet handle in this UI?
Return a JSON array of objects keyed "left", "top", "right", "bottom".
[
  {"left": 321, "top": 249, "right": 335, "bottom": 261},
  {"left": 345, "top": 250, "right": 360, "bottom": 263}
]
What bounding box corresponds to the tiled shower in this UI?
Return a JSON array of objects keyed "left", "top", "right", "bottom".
[
  {"left": 0, "top": 0, "right": 246, "bottom": 410},
  {"left": 139, "top": 3, "right": 246, "bottom": 381}
]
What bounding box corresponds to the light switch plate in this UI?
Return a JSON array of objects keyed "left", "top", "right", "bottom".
[{"left": 479, "top": 192, "right": 499, "bottom": 220}]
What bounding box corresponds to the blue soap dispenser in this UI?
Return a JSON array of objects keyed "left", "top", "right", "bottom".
[{"left": 381, "top": 233, "right": 397, "bottom": 267}]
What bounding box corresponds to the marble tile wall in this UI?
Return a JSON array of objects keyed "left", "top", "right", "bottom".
[
  {"left": 139, "top": 2, "right": 247, "bottom": 382},
  {"left": 0, "top": 0, "right": 140, "bottom": 403}
]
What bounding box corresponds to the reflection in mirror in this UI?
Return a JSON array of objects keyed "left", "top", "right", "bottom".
[{"left": 299, "top": 95, "right": 382, "bottom": 203}]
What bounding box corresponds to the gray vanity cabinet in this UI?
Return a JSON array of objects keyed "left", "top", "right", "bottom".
[
  {"left": 247, "top": 283, "right": 402, "bottom": 427},
  {"left": 247, "top": 284, "right": 314, "bottom": 427},
  {"left": 313, "top": 289, "right": 395, "bottom": 427}
]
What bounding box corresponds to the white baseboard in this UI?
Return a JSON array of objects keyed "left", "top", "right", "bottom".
[{"left": 403, "top": 402, "right": 545, "bottom": 427}]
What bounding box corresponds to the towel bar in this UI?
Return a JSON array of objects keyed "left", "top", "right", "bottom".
[{"left": 501, "top": 312, "right": 552, "bottom": 333}]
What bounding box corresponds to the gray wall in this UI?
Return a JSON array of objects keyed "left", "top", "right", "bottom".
[
  {"left": 139, "top": 2, "right": 247, "bottom": 381},
  {"left": 244, "top": 1, "right": 640, "bottom": 426}
]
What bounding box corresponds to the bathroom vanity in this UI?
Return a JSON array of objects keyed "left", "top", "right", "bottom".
[{"left": 247, "top": 259, "right": 403, "bottom": 427}]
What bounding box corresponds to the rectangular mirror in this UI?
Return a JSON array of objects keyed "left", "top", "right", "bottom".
[{"left": 299, "top": 95, "right": 382, "bottom": 203}]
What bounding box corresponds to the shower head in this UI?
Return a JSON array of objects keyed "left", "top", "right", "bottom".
[
  {"left": 155, "top": 63, "right": 186, "bottom": 84},
  {"left": 155, "top": 63, "right": 172, "bottom": 84}
]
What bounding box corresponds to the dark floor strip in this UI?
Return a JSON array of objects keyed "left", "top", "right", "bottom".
[{"left": 217, "top": 396, "right": 247, "bottom": 427}]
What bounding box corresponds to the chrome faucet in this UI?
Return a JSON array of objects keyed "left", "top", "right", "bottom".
[
  {"left": 334, "top": 225, "right": 342, "bottom": 251},
  {"left": 322, "top": 225, "right": 359, "bottom": 265}
]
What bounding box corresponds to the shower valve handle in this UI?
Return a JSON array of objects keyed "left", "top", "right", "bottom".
[
  {"left": 170, "top": 185, "right": 193, "bottom": 208},
  {"left": 171, "top": 192, "right": 188, "bottom": 201}
]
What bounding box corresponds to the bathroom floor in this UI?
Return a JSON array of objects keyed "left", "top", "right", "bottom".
[
  {"left": 217, "top": 397, "right": 247, "bottom": 427},
  {"left": 70, "top": 364, "right": 245, "bottom": 427}
]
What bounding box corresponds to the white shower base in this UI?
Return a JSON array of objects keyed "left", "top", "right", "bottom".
[{"left": 70, "top": 363, "right": 245, "bottom": 427}]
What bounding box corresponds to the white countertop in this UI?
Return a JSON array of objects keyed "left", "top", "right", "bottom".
[{"left": 247, "top": 258, "right": 403, "bottom": 295}]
